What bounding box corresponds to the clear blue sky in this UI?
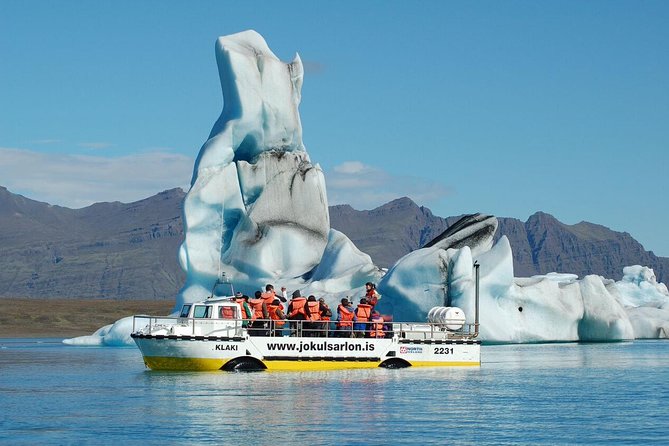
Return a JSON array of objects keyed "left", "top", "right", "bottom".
[{"left": 1, "top": 1, "right": 667, "bottom": 256}]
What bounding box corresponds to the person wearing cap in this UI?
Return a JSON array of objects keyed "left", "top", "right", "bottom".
[
  {"left": 336, "top": 298, "right": 356, "bottom": 337},
  {"left": 287, "top": 290, "right": 308, "bottom": 336},
  {"left": 233, "top": 293, "right": 252, "bottom": 327}
]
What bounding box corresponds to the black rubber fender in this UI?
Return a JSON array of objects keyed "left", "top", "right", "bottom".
[
  {"left": 379, "top": 358, "right": 411, "bottom": 369},
  {"left": 221, "top": 356, "right": 267, "bottom": 372}
]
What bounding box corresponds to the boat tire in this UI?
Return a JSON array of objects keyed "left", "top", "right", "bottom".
[
  {"left": 222, "top": 356, "right": 267, "bottom": 372},
  {"left": 379, "top": 358, "right": 411, "bottom": 369}
]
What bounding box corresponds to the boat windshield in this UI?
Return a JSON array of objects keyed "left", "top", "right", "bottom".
[
  {"left": 193, "top": 305, "right": 212, "bottom": 318},
  {"left": 179, "top": 304, "right": 192, "bottom": 318}
]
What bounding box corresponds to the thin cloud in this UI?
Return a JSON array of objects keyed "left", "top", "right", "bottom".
[
  {"left": 27, "top": 139, "right": 61, "bottom": 145},
  {"left": 325, "top": 161, "right": 453, "bottom": 211},
  {"left": 0, "top": 147, "right": 193, "bottom": 208},
  {"left": 78, "top": 142, "right": 115, "bottom": 150}
]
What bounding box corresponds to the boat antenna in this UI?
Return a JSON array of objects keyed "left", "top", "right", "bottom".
[{"left": 473, "top": 260, "right": 480, "bottom": 338}]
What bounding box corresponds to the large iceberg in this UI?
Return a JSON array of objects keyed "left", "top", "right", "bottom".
[
  {"left": 376, "top": 218, "right": 669, "bottom": 343},
  {"left": 65, "top": 30, "right": 669, "bottom": 346},
  {"left": 176, "top": 30, "right": 380, "bottom": 308}
]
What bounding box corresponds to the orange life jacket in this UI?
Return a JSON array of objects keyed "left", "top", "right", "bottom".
[
  {"left": 369, "top": 315, "right": 385, "bottom": 338},
  {"left": 235, "top": 298, "right": 249, "bottom": 319},
  {"left": 261, "top": 290, "right": 275, "bottom": 306},
  {"left": 288, "top": 297, "right": 307, "bottom": 319},
  {"left": 267, "top": 304, "right": 285, "bottom": 327},
  {"left": 321, "top": 306, "right": 331, "bottom": 322},
  {"left": 220, "top": 306, "right": 236, "bottom": 319},
  {"left": 307, "top": 301, "right": 321, "bottom": 321},
  {"left": 356, "top": 304, "right": 372, "bottom": 322},
  {"left": 366, "top": 289, "right": 379, "bottom": 307},
  {"left": 249, "top": 298, "right": 265, "bottom": 320},
  {"left": 337, "top": 305, "right": 354, "bottom": 328}
]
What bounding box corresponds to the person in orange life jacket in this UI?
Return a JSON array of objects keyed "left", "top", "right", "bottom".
[
  {"left": 353, "top": 298, "right": 373, "bottom": 338},
  {"left": 287, "top": 290, "right": 308, "bottom": 336},
  {"left": 261, "top": 284, "right": 288, "bottom": 307},
  {"left": 318, "top": 297, "right": 332, "bottom": 336},
  {"left": 267, "top": 298, "right": 286, "bottom": 337},
  {"left": 234, "top": 292, "right": 253, "bottom": 327},
  {"left": 369, "top": 310, "right": 385, "bottom": 338},
  {"left": 305, "top": 295, "right": 322, "bottom": 337},
  {"left": 249, "top": 291, "right": 269, "bottom": 336},
  {"left": 364, "top": 282, "right": 381, "bottom": 309},
  {"left": 336, "top": 298, "right": 356, "bottom": 337}
]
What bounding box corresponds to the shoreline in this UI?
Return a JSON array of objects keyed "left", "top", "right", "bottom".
[{"left": 0, "top": 298, "right": 175, "bottom": 338}]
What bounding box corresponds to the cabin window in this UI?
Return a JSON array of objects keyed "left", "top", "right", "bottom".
[
  {"left": 193, "top": 305, "right": 212, "bottom": 318},
  {"left": 179, "top": 305, "right": 192, "bottom": 318},
  {"left": 219, "top": 306, "right": 236, "bottom": 319}
]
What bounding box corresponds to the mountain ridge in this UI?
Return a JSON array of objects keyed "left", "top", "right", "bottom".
[{"left": 1, "top": 186, "right": 666, "bottom": 299}]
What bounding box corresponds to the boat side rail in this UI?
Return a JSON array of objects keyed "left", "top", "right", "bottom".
[
  {"left": 131, "top": 315, "right": 244, "bottom": 337},
  {"left": 131, "top": 316, "right": 478, "bottom": 340},
  {"left": 271, "top": 319, "right": 478, "bottom": 339}
]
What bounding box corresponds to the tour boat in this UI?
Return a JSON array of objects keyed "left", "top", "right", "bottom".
[{"left": 131, "top": 285, "right": 481, "bottom": 372}]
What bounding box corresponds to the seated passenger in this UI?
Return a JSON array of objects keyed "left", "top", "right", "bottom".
[{"left": 369, "top": 311, "right": 385, "bottom": 338}]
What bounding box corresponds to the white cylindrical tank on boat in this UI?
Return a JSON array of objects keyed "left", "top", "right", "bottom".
[{"left": 427, "top": 306, "right": 466, "bottom": 331}]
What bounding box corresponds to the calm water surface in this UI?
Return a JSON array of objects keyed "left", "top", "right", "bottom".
[{"left": 1, "top": 339, "right": 668, "bottom": 445}]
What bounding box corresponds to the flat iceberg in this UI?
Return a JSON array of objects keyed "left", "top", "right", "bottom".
[{"left": 66, "top": 30, "right": 669, "bottom": 346}]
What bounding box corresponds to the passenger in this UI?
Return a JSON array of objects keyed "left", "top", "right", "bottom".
[
  {"left": 287, "top": 290, "right": 308, "bottom": 336},
  {"left": 353, "top": 298, "right": 372, "bottom": 338},
  {"left": 249, "top": 291, "right": 269, "bottom": 336},
  {"left": 234, "top": 293, "right": 253, "bottom": 327},
  {"left": 261, "top": 284, "right": 288, "bottom": 307},
  {"left": 305, "top": 296, "right": 321, "bottom": 337},
  {"left": 319, "top": 297, "right": 332, "bottom": 336},
  {"left": 336, "top": 298, "right": 356, "bottom": 338},
  {"left": 220, "top": 301, "right": 236, "bottom": 319},
  {"left": 267, "top": 298, "right": 286, "bottom": 337},
  {"left": 369, "top": 311, "right": 385, "bottom": 338},
  {"left": 365, "top": 282, "right": 381, "bottom": 310}
]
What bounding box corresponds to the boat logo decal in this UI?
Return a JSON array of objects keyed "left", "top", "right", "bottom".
[{"left": 399, "top": 346, "right": 423, "bottom": 354}]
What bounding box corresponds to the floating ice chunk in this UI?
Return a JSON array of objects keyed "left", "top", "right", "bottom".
[{"left": 63, "top": 317, "right": 135, "bottom": 347}]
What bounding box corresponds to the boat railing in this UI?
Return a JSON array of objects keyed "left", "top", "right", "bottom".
[
  {"left": 131, "top": 315, "right": 245, "bottom": 337},
  {"left": 131, "top": 315, "right": 478, "bottom": 340}
]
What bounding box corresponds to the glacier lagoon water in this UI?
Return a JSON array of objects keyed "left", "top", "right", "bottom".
[{"left": 1, "top": 340, "right": 668, "bottom": 445}]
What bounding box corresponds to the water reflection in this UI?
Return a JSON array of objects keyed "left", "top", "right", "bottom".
[{"left": 2, "top": 340, "right": 668, "bottom": 444}]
